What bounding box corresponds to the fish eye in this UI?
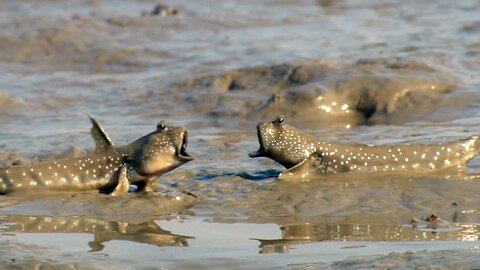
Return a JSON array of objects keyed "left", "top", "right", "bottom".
[
  {"left": 157, "top": 123, "right": 167, "bottom": 130},
  {"left": 274, "top": 115, "right": 285, "bottom": 125}
]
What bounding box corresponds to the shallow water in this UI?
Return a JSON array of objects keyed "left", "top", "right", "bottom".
[{"left": 1, "top": 0, "right": 480, "bottom": 269}]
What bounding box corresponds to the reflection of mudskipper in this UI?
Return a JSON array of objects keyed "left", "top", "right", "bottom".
[
  {"left": 254, "top": 219, "right": 480, "bottom": 254},
  {"left": 254, "top": 223, "right": 316, "bottom": 254},
  {"left": 0, "top": 215, "right": 193, "bottom": 252}
]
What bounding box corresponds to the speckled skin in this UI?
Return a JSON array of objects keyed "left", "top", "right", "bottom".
[
  {"left": 250, "top": 116, "right": 480, "bottom": 175},
  {"left": 0, "top": 121, "right": 193, "bottom": 194}
]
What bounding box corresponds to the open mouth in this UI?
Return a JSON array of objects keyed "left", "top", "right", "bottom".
[
  {"left": 249, "top": 125, "right": 267, "bottom": 158},
  {"left": 179, "top": 131, "right": 193, "bottom": 160},
  {"left": 248, "top": 146, "right": 266, "bottom": 158}
]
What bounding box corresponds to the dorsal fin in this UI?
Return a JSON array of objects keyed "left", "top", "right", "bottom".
[{"left": 88, "top": 115, "right": 114, "bottom": 151}]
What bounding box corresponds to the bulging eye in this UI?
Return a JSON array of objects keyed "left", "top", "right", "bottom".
[
  {"left": 157, "top": 122, "right": 167, "bottom": 130},
  {"left": 274, "top": 115, "right": 285, "bottom": 125}
]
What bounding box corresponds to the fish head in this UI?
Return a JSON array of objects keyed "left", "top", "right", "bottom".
[
  {"left": 249, "top": 116, "right": 316, "bottom": 168},
  {"left": 130, "top": 121, "right": 194, "bottom": 178}
]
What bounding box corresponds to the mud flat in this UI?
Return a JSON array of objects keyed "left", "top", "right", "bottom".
[
  {"left": 1, "top": 0, "right": 480, "bottom": 269},
  {"left": 169, "top": 57, "right": 468, "bottom": 128},
  {"left": 307, "top": 249, "right": 480, "bottom": 270}
]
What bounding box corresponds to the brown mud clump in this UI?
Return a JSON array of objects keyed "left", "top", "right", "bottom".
[
  {"left": 142, "top": 4, "right": 182, "bottom": 17},
  {"left": 167, "top": 57, "right": 465, "bottom": 128}
]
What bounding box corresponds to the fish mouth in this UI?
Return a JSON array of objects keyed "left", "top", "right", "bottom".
[
  {"left": 178, "top": 131, "right": 194, "bottom": 161},
  {"left": 249, "top": 147, "right": 266, "bottom": 158},
  {"left": 249, "top": 123, "right": 267, "bottom": 158}
]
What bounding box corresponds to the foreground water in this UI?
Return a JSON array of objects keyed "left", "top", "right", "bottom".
[{"left": 1, "top": 0, "right": 480, "bottom": 269}]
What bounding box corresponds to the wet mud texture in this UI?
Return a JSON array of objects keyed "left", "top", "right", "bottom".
[
  {"left": 306, "top": 249, "right": 480, "bottom": 270},
  {"left": 1, "top": 0, "right": 480, "bottom": 269},
  {"left": 170, "top": 58, "right": 465, "bottom": 128},
  {"left": 0, "top": 240, "right": 118, "bottom": 270}
]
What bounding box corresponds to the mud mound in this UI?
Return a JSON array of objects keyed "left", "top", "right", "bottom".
[
  {"left": 166, "top": 57, "right": 462, "bottom": 127},
  {"left": 311, "top": 249, "right": 480, "bottom": 270}
]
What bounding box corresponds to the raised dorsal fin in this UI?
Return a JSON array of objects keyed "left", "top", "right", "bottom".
[{"left": 88, "top": 115, "right": 114, "bottom": 151}]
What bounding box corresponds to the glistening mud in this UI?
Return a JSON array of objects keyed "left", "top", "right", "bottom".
[{"left": 1, "top": 0, "right": 480, "bottom": 269}]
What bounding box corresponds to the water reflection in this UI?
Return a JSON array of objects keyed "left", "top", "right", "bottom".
[
  {"left": 255, "top": 220, "right": 480, "bottom": 254},
  {"left": 0, "top": 215, "right": 193, "bottom": 252},
  {"left": 194, "top": 169, "right": 280, "bottom": 181}
]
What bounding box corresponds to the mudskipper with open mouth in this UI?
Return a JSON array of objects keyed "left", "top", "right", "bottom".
[
  {"left": 250, "top": 116, "right": 480, "bottom": 179},
  {"left": 0, "top": 117, "right": 193, "bottom": 195}
]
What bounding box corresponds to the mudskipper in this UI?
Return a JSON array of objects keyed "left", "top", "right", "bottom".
[
  {"left": 250, "top": 116, "right": 480, "bottom": 179},
  {"left": 0, "top": 117, "right": 193, "bottom": 195}
]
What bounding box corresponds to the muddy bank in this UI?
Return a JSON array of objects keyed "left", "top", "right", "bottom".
[
  {"left": 0, "top": 13, "right": 156, "bottom": 73},
  {"left": 166, "top": 57, "right": 471, "bottom": 128},
  {"left": 0, "top": 239, "right": 119, "bottom": 270},
  {"left": 0, "top": 0, "right": 479, "bottom": 269},
  {"left": 2, "top": 240, "right": 479, "bottom": 270},
  {"left": 0, "top": 1, "right": 322, "bottom": 74},
  {"left": 0, "top": 0, "right": 478, "bottom": 130},
  {"left": 0, "top": 191, "right": 197, "bottom": 218},
  {"left": 308, "top": 248, "right": 480, "bottom": 270},
  {"left": 185, "top": 173, "right": 480, "bottom": 230}
]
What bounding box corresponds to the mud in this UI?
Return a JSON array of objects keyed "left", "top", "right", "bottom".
[
  {"left": 171, "top": 58, "right": 463, "bottom": 127},
  {"left": 1, "top": 0, "right": 480, "bottom": 269},
  {"left": 308, "top": 249, "right": 480, "bottom": 270}
]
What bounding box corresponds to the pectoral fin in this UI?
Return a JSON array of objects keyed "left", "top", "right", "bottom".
[
  {"left": 88, "top": 241, "right": 105, "bottom": 252},
  {"left": 88, "top": 115, "right": 114, "bottom": 152},
  {"left": 278, "top": 154, "right": 323, "bottom": 181},
  {"left": 142, "top": 177, "right": 158, "bottom": 193},
  {"left": 110, "top": 165, "right": 130, "bottom": 196}
]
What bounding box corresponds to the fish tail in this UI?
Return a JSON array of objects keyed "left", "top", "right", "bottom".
[
  {"left": 462, "top": 135, "right": 480, "bottom": 162},
  {"left": 473, "top": 135, "right": 480, "bottom": 155}
]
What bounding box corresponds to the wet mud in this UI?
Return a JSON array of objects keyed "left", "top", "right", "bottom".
[
  {"left": 171, "top": 57, "right": 463, "bottom": 127},
  {"left": 1, "top": 0, "right": 480, "bottom": 269}
]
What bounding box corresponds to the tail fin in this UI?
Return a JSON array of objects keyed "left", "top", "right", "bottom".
[
  {"left": 459, "top": 135, "right": 480, "bottom": 163},
  {"left": 472, "top": 135, "right": 480, "bottom": 156}
]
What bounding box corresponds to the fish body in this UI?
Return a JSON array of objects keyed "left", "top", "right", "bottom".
[
  {"left": 250, "top": 116, "right": 480, "bottom": 176},
  {"left": 0, "top": 119, "right": 193, "bottom": 195}
]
